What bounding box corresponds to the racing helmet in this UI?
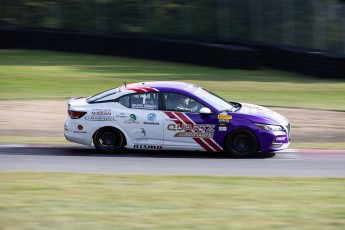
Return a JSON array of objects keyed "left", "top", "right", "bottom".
[{"left": 178, "top": 95, "right": 189, "bottom": 105}]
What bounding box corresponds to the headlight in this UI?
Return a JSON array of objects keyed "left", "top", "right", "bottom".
[{"left": 255, "top": 123, "right": 284, "bottom": 132}]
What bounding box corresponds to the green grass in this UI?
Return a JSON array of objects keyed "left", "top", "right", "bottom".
[
  {"left": 0, "top": 172, "right": 344, "bottom": 230},
  {"left": 1, "top": 49, "right": 344, "bottom": 111}
]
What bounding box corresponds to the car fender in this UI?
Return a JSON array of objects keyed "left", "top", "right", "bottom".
[{"left": 223, "top": 116, "right": 260, "bottom": 148}]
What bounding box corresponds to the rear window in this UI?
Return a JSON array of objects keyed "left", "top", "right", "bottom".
[{"left": 86, "top": 87, "right": 120, "bottom": 103}]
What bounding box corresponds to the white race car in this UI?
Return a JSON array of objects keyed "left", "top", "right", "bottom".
[{"left": 64, "top": 81, "right": 290, "bottom": 158}]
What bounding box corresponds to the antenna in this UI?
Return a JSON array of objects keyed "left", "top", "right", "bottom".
[{"left": 124, "top": 82, "right": 127, "bottom": 87}]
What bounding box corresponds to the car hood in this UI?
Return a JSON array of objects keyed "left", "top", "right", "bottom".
[{"left": 235, "top": 103, "right": 289, "bottom": 125}]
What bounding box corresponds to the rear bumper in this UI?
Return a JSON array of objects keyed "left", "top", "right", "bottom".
[{"left": 64, "top": 122, "right": 93, "bottom": 146}]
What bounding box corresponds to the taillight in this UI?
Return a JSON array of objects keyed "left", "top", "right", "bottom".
[{"left": 68, "top": 110, "right": 87, "bottom": 119}]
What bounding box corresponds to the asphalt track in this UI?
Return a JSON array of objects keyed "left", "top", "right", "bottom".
[{"left": 0, "top": 145, "right": 345, "bottom": 177}]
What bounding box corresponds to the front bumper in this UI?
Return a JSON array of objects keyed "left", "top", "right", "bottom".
[{"left": 258, "top": 124, "right": 291, "bottom": 153}]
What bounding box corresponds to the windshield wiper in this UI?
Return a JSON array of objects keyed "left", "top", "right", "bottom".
[{"left": 220, "top": 109, "right": 233, "bottom": 113}]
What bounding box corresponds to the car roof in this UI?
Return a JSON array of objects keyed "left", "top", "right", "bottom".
[{"left": 121, "top": 81, "right": 200, "bottom": 94}]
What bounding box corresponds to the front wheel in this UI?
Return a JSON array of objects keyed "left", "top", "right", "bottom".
[
  {"left": 226, "top": 130, "right": 258, "bottom": 158},
  {"left": 93, "top": 127, "right": 124, "bottom": 153}
]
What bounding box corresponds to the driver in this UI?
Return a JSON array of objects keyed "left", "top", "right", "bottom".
[{"left": 174, "top": 95, "right": 191, "bottom": 112}]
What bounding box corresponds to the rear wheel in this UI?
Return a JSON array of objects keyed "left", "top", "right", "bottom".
[
  {"left": 226, "top": 130, "right": 258, "bottom": 158},
  {"left": 93, "top": 127, "right": 124, "bottom": 153}
]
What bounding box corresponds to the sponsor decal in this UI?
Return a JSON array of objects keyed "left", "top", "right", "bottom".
[
  {"left": 124, "top": 114, "right": 139, "bottom": 124},
  {"left": 73, "top": 131, "right": 87, "bottom": 133},
  {"left": 275, "top": 136, "right": 287, "bottom": 142},
  {"left": 219, "top": 123, "right": 228, "bottom": 127},
  {"left": 218, "top": 114, "right": 232, "bottom": 124},
  {"left": 91, "top": 110, "right": 111, "bottom": 116},
  {"left": 133, "top": 145, "right": 162, "bottom": 149},
  {"left": 243, "top": 104, "right": 263, "bottom": 110},
  {"left": 164, "top": 111, "right": 223, "bottom": 152},
  {"left": 145, "top": 113, "right": 159, "bottom": 124},
  {"left": 140, "top": 128, "right": 146, "bottom": 137},
  {"left": 132, "top": 104, "right": 157, "bottom": 109},
  {"left": 143, "top": 122, "right": 160, "bottom": 125},
  {"left": 174, "top": 132, "right": 214, "bottom": 138},
  {"left": 219, "top": 126, "right": 227, "bottom": 131},
  {"left": 147, "top": 113, "right": 157, "bottom": 121},
  {"left": 74, "top": 124, "right": 87, "bottom": 133},
  {"left": 86, "top": 116, "right": 115, "bottom": 121},
  {"left": 218, "top": 115, "right": 232, "bottom": 120},
  {"left": 130, "top": 114, "right": 137, "bottom": 120},
  {"left": 218, "top": 115, "right": 232, "bottom": 124},
  {"left": 85, "top": 109, "right": 115, "bottom": 121},
  {"left": 167, "top": 124, "right": 215, "bottom": 132}
]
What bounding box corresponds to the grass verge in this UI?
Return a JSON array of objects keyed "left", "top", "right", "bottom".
[
  {"left": 1, "top": 49, "right": 345, "bottom": 111},
  {"left": 0, "top": 172, "right": 345, "bottom": 230}
]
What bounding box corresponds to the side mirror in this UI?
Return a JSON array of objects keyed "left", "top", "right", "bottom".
[{"left": 199, "top": 107, "right": 212, "bottom": 115}]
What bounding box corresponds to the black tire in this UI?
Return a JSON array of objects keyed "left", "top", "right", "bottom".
[
  {"left": 93, "top": 127, "right": 124, "bottom": 154},
  {"left": 226, "top": 129, "right": 258, "bottom": 158}
]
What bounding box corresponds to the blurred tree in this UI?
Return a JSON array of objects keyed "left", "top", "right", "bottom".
[
  {"left": 228, "top": 0, "right": 251, "bottom": 40},
  {"left": 0, "top": 0, "right": 343, "bottom": 53},
  {"left": 262, "top": 0, "right": 283, "bottom": 44},
  {"left": 107, "top": 0, "right": 141, "bottom": 33},
  {"left": 0, "top": 0, "right": 49, "bottom": 27}
]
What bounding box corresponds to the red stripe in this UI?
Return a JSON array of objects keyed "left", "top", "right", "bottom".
[
  {"left": 131, "top": 88, "right": 145, "bottom": 93},
  {"left": 175, "top": 112, "right": 193, "bottom": 125},
  {"left": 204, "top": 138, "right": 222, "bottom": 152},
  {"left": 127, "top": 87, "right": 158, "bottom": 93},
  {"left": 164, "top": 111, "right": 175, "bottom": 119},
  {"left": 142, "top": 87, "right": 158, "bottom": 92},
  {"left": 164, "top": 112, "right": 183, "bottom": 125},
  {"left": 193, "top": 138, "right": 213, "bottom": 152}
]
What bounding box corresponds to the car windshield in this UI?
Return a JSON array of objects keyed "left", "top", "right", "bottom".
[
  {"left": 86, "top": 87, "right": 120, "bottom": 103},
  {"left": 194, "top": 88, "right": 235, "bottom": 111}
]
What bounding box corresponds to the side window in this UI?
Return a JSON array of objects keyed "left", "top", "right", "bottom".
[
  {"left": 131, "top": 94, "right": 144, "bottom": 109},
  {"left": 118, "top": 95, "right": 130, "bottom": 108},
  {"left": 118, "top": 93, "right": 158, "bottom": 110},
  {"left": 164, "top": 93, "right": 203, "bottom": 113}
]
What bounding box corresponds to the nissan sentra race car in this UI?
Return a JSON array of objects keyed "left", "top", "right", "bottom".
[{"left": 64, "top": 81, "right": 291, "bottom": 158}]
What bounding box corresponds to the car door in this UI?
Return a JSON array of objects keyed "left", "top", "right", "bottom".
[
  {"left": 162, "top": 92, "right": 222, "bottom": 152},
  {"left": 117, "top": 92, "right": 163, "bottom": 149}
]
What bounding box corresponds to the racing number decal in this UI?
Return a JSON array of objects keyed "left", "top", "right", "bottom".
[{"left": 164, "top": 112, "right": 223, "bottom": 152}]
